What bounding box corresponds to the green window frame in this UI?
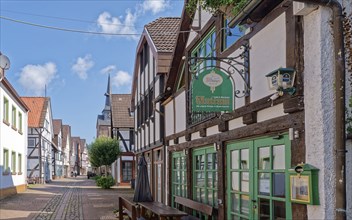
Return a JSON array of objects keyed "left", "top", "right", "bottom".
[
  {"left": 171, "top": 151, "right": 187, "bottom": 207},
  {"left": 193, "top": 146, "right": 218, "bottom": 212},
  {"left": 3, "top": 149, "right": 9, "bottom": 172},
  {"left": 18, "top": 153, "right": 22, "bottom": 174},
  {"left": 226, "top": 135, "right": 292, "bottom": 219},
  {"left": 3, "top": 97, "right": 9, "bottom": 123},
  {"left": 191, "top": 28, "right": 216, "bottom": 74},
  {"left": 18, "top": 112, "right": 23, "bottom": 133},
  {"left": 12, "top": 106, "right": 16, "bottom": 129},
  {"left": 11, "top": 151, "right": 16, "bottom": 173},
  {"left": 222, "top": 17, "right": 248, "bottom": 51}
]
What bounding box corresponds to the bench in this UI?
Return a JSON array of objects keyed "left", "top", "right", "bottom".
[
  {"left": 174, "top": 196, "right": 214, "bottom": 220},
  {"left": 119, "top": 197, "right": 138, "bottom": 220}
]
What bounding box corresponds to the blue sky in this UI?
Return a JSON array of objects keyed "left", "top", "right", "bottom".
[{"left": 0, "top": 0, "right": 184, "bottom": 144}]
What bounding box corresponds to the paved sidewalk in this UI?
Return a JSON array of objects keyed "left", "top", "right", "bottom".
[{"left": 0, "top": 176, "right": 134, "bottom": 220}]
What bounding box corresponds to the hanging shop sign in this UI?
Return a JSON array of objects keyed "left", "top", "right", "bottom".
[{"left": 192, "top": 68, "right": 233, "bottom": 112}]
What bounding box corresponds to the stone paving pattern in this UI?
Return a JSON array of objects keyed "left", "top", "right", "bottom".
[{"left": 0, "top": 176, "right": 134, "bottom": 220}]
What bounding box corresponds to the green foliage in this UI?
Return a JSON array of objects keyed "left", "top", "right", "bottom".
[
  {"left": 88, "top": 137, "right": 121, "bottom": 168},
  {"left": 92, "top": 175, "right": 102, "bottom": 181},
  {"left": 96, "top": 176, "right": 115, "bottom": 189},
  {"left": 186, "top": 0, "right": 249, "bottom": 17}
]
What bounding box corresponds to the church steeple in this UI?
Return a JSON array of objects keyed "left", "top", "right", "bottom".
[{"left": 103, "top": 74, "right": 111, "bottom": 117}]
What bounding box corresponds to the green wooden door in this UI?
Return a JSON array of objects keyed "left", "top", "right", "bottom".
[{"left": 227, "top": 135, "right": 292, "bottom": 219}]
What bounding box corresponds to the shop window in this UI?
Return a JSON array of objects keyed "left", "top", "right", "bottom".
[
  {"left": 222, "top": 17, "right": 247, "bottom": 51},
  {"left": 193, "top": 146, "right": 218, "bottom": 219},
  {"left": 171, "top": 151, "right": 187, "bottom": 208}
]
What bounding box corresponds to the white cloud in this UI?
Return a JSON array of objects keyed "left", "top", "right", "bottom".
[
  {"left": 72, "top": 54, "right": 94, "bottom": 80},
  {"left": 111, "top": 70, "right": 132, "bottom": 89},
  {"left": 96, "top": 11, "right": 138, "bottom": 40},
  {"left": 100, "top": 65, "right": 116, "bottom": 74},
  {"left": 18, "top": 62, "right": 57, "bottom": 96},
  {"left": 141, "top": 0, "right": 169, "bottom": 14}
]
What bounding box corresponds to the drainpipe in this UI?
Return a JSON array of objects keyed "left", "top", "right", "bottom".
[{"left": 293, "top": 0, "right": 346, "bottom": 219}]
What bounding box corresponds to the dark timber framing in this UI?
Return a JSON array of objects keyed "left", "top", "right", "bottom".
[{"left": 166, "top": 1, "right": 307, "bottom": 219}]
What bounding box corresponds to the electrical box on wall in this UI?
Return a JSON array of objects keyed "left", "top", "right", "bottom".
[{"left": 293, "top": 2, "right": 318, "bottom": 16}]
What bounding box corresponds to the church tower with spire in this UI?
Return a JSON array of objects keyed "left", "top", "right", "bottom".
[{"left": 96, "top": 75, "right": 112, "bottom": 137}]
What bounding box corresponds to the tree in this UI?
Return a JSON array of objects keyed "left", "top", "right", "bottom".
[{"left": 88, "top": 137, "right": 120, "bottom": 177}]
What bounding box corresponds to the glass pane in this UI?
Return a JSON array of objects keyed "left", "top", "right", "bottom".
[
  {"left": 273, "top": 201, "right": 286, "bottom": 219},
  {"left": 241, "top": 172, "right": 249, "bottom": 192},
  {"left": 231, "top": 193, "right": 240, "bottom": 213},
  {"left": 207, "top": 171, "right": 213, "bottom": 187},
  {"left": 214, "top": 191, "right": 218, "bottom": 207},
  {"left": 214, "top": 172, "right": 218, "bottom": 188},
  {"left": 208, "top": 190, "right": 213, "bottom": 205},
  {"left": 273, "top": 145, "right": 285, "bottom": 169},
  {"left": 200, "top": 188, "right": 206, "bottom": 203},
  {"left": 259, "top": 147, "right": 270, "bottom": 170},
  {"left": 231, "top": 150, "right": 239, "bottom": 169},
  {"left": 196, "top": 172, "right": 205, "bottom": 187},
  {"left": 241, "top": 194, "right": 250, "bottom": 215},
  {"left": 259, "top": 198, "right": 270, "bottom": 220},
  {"left": 232, "top": 215, "right": 240, "bottom": 220},
  {"left": 241, "top": 149, "right": 249, "bottom": 169},
  {"left": 196, "top": 155, "right": 205, "bottom": 170},
  {"left": 259, "top": 173, "right": 270, "bottom": 195},
  {"left": 232, "top": 172, "right": 239, "bottom": 191},
  {"left": 207, "top": 153, "right": 213, "bottom": 169},
  {"left": 213, "top": 153, "right": 218, "bottom": 170},
  {"left": 273, "top": 173, "right": 285, "bottom": 198}
]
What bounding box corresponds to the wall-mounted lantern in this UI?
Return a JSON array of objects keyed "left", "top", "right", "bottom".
[{"left": 265, "top": 67, "right": 296, "bottom": 96}]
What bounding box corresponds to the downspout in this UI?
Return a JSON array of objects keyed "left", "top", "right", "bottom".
[{"left": 293, "top": 0, "right": 346, "bottom": 219}]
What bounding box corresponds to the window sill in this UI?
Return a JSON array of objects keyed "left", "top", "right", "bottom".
[
  {"left": 18, "top": 130, "right": 23, "bottom": 135},
  {"left": 18, "top": 172, "right": 23, "bottom": 175},
  {"left": 3, "top": 120, "right": 10, "bottom": 126},
  {"left": 12, "top": 126, "right": 17, "bottom": 131},
  {"left": 11, "top": 172, "right": 17, "bottom": 175}
]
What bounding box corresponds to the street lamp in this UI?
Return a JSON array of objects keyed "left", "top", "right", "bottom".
[{"left": 0, "top": 52, "right": 11, "bottom": 81}]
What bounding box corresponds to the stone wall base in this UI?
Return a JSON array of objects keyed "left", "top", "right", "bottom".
[{"left": 0, "top": 184, "right": 27, "bottom": 200}]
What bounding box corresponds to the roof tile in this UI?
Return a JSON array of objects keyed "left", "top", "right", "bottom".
[
  {"left": 111, "top": 94, "right": 133, "bottom": 128},
  {"left": 21, "top": 97, "right": 48, "bottom": 128}
]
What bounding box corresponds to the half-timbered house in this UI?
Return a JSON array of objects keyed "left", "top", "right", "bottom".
[
  {"left": 22, "top": 97, "right": 55, "bottom": 184},
  {"left": 131, "top": 17, "right": 180, "bottom": 202},
  {"left": 53, "top": 119, "right": 63, "bottom": 179},
  {"left": 161, "top": 0, "right": 351, "bottom": 219},
  {"left": 62, "top": 124, "right": 72, "bottom": 177},
  {"left": 0, "top": 77, "right": 28, "bottom": 198}
]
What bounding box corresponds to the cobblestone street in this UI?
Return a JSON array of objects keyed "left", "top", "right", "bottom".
[{"left": 0, "top": 176, "right": 134, "bottom": 220}]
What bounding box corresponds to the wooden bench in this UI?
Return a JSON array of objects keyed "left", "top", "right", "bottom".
[
  {"left": 174, "top": 196, "right": 214, "bottom": 220},
  {"left": 119, "top": 197, "right": 138, "bottom": 220}
]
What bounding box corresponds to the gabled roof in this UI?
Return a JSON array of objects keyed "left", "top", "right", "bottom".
[
  {"left": 21, "top": 97, "right": 50, "bottom": 128},
  {"left": 2, "top": 78, "right": 29, "bottom": 111},
  {"left": 62, "top": 124, "right": 71, "bottom": 148},
  {"left": 111, "top": 94, "right": 133, "bottom": 128},
  {"left": 145, "top": 17, "right": 181, "bottom": 53},
  {"left": 53, "top": 119, "right": 62, "bottom": 135}
]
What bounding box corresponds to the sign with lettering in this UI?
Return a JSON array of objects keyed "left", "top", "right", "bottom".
[{"left": 192, "top": 68, "right": 233, "bottom": 112}]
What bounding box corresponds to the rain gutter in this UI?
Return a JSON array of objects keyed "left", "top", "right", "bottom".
[{"left": 293, "top": 0, "right": 346, "bottom": 219}]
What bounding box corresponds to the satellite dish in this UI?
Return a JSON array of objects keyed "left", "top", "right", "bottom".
[{"left": 0, "top": 54, "right": 11, "bottom": 70}]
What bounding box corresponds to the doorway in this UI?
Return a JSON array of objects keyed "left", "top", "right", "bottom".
[{"left": 226, "top": 135, "right": 292, "bottom": 219}]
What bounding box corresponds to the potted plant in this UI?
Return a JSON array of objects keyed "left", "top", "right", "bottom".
[{"left": 186, "top": 0, "right": 261, "bottom": 27}]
